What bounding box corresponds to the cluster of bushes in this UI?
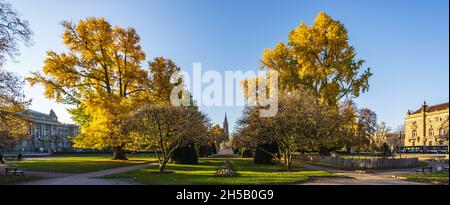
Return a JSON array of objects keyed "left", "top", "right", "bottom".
[
  {"left": 254, "top": 143, "right": 279, "bottom": 164},
  {"left": 198, "top": 143, "right": 217, "bottom": 157},
  {"left": 170, "top": 143, "right": 218, "bottom": 164},
  {"left": 171, "top": 143, "right": 198, "bottom": 164},
  {"left": 170, "top": 142, "right": 280, "bottom": 165},
  {"left": 232, "top": 142, "right": 280, "bottom": 165}
]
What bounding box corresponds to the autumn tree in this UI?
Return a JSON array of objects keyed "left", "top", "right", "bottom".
[
  {"left": 371, "top": 122, "right": 391, "bottom": 151},
  {"left": 0, "top": 0, "right": 33, "bottom": 67},
  {"left": 276, "top": 89, "right": 355, "bottom": 157},
  {"left": 260, "top": 12, "right": 372, "bottom": 107},
  {"left": 236, "top": 88, "right": 315, "bottom": 169},
  {"left": 195, "top": 124, "right": 223, "bottom": 157},
  {"left": 236, "top": 86, "right": 363, "bottom": 169},
  {"left": 237, "top": 12, "right": 373, "bottom": 162},
  {"left": 148, "top": 56, "right": 182, "bottom": 102},
  {"left": 235, "top": 105, "right": 277, "bottom": 154},
  {"left": 0, "top": 69, "right": 30, "bottom": 151},
  {"left": 27, "top": 17, "right": 148, "bottom": 159},
  {"left": 209, "top": 124, "right": 227, "bottom": 150},
  {"left": 124, "top": 103, "right": 209, "bottom": 173},
  {"left": 0, "top": 1, "right": 32, "bottom": 151},
  {"left": 346, "top": 108, "right": 377, "bottom": 152},
  {"left": 357, "top": 108, "right": 377, "bottom": 148}
]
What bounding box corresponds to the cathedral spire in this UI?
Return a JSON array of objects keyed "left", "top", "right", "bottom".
[{"left": 223, "top": 113, "right": 229, "bottom": 141}]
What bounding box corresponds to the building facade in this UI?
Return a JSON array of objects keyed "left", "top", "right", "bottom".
[
  {"left": 404, "top": 102, "right": 449, "bottom": 147},
  {"left": 13, "top": 109, "right": 78, "bottom": 153}
]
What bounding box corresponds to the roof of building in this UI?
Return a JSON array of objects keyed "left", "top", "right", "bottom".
[
  {"left": 411, "top": 102, "right": 449, "bottom": 114},
  {"left": 23, "top": 109, "right": 59, "bottom": 122}
]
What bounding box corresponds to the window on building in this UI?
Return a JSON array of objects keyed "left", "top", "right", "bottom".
[
  {"left": 412, "top": 130, "right": 417, "bottom": 137},
  {"left": 439, "top": 141, "right": 444, "bottom": 145},
  {"left": 429, "top": 141, "right": 432, "bottom": 146},
  {"left": 440, "top": 128, "right": 446, "bottom": 136},
  {"left": 429, "top": 129, "right": 434, "bottom": 137}
]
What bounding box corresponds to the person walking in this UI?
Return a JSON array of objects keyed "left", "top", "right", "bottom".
[{"left": 0, "top": 152, "right": 5, "bottom": 164}]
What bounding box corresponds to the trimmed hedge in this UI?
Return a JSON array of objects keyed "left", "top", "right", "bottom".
[
  {"left": 254, "top": 142, "right": 279, "bottom": 164},
  {"left": 198, "top": 144, "right": 216, "bottom": 157},
  {"left": 171, "top": 143, "right": 198, "bottom": 164},
  {"left": 211, "top": 144, "right": 217, "bottom": 154}
]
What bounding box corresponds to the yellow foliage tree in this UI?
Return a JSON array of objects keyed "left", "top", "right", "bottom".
[
  {"left": 1, "top": 69, "right": 30, "bottom": 151},
  {"left": 148, "top": 57, "right": 182, "bottom": 102},
  {"left": 27, "top": 17, "right": 148, "bottom": 159},
  {"left": 261, "top": 12, "right": 372, "bottom": 107}
]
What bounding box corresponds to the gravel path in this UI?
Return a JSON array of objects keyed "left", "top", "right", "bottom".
[
  {"left": 297, "top": 162, "right": 430, "bottom": 185},
  {"left": 19, "top": 163, "right": 152, "bottom": 185}
]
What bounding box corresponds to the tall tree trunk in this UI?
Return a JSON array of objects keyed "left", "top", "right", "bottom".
[
  {"left": 112, "top": 146, "right": 127, "bottom": 160},
  {"left": 287, "top": 152, "right": 293, "bottom": 171},
  {"left": 159, "top": 161, "right": 167, "bottom": 173}
]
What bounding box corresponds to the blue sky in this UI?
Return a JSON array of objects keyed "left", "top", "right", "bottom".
[{"left": 5, "top": 0, "right": 449, "bottom": 132}]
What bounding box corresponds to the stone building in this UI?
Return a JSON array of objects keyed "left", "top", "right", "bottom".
[
  {"left": 13, "top": 109, "right": 78, "bottom": 153},
  {"left": 404, "top": 102, "right": 449, "bottom": 147}
]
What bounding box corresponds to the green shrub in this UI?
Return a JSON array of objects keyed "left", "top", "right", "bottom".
[
  {"left": 380, "top": 142, "right": 391, "bottom": 157},
  {"left": 171, "top": 143, "right": 198, "bottom": 164},
  {"left": 198, "top": 143, "right": 216, "bottom": 157},
  {"left": 211, "top": 144, "right": 217, "bottom": 154},
  {"left": 254, "top": 143, "right": 279, "bottom": 164}
]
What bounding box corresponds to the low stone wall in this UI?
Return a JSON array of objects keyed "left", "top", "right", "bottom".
[{"left": 295, "top": 154, "right": 424, "bottom": 169}]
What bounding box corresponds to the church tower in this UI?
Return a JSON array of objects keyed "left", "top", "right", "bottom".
[{"left": 223, "top": 113, "right": 229, "bottom": 141}]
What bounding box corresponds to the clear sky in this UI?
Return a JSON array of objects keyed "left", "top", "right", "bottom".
[{"left": 5, "top": 0, "right": 449, "bottom": 133}]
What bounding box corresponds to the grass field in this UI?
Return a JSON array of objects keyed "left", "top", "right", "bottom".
[
  {"left": 400, "top": 172, "right": 449, "bottom": 184},
  {"left": 9, "top": 153, "right": 157, "bottom": 173},
  {"left": 104, "top": 158, "right": 338, "bottom": 185}
]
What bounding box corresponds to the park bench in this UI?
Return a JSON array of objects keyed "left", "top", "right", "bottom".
[
  {"left": 216, "top": 160, "right": 234, "bottom": 177},
  {"left": 5, "top": 167, "right": 25, "bottom": 176},
  {"left": 416, "top": 166, "right": 432, "bottom": 174}
]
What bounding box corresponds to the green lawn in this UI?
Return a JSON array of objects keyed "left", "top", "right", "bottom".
[
  {"left": 51, "top": 152, "right": 157, "bottom": 159},
  {"left": 400, "top": 172, "right": 449, "bottom": 184},
  {"left": 104, "top": 158, "right": 338, "bottom": 185},
  {"left": 9, "top": 153, "right": 157, "bottom": 173},
  {"left": 0, "top": 175, "right": 40, "bottom": 185}
]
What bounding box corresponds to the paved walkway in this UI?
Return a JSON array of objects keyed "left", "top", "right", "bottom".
[
  {"left": 19, "top": 163, "right": 152, "bottom": 185},
  {"left": 296, "top": 161, "right": 430, "bottom": 185}
]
